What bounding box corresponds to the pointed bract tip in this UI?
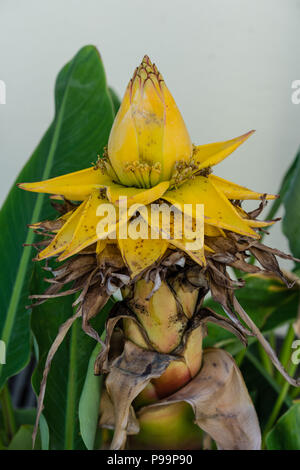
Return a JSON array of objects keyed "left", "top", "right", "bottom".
[
  {"left": 241, "top": 129, "right": 255, "bottom": 140},
  {"left": 246, "top": 129, "right": 255, "bottom": 137},
  {"left": 234, "top": 130, "right": 255, "bottom": 145},
  {"left": 142, "top": 54, "right": 152, "bottom": 65}
]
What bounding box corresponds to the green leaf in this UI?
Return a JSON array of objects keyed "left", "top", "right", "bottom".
[
  {"left": 266, "top": 404, "right": 300, "bottom": 449},
  {"left": 79, "top": 343, "right": 102, "bottom": 450},
  {"left": 39, "top": 414, "right": 49, "bottom": 450},
  {"left": 0, "top": 45, "right": 115, "bottom": 389},
  {"left": 108, "top": 87, "right": 121, "bottom": 114},
  {"left": 31, "top": 263, "right": 112, "bottom": 450},
  {"left": 236, "top": 275, "right": 299, "bottom": 331},
  {"left": 283, "top": 148, "right": 300, "bottom": 258},
  {"left": 266, "top": 149, "right": 300, "bottom": 221},
  {"left": 8, "top": 424, "right": 40, "bottom": 450},
  {"left": 14, "top": 408, "right": 36, "bottom": 427},
  {"left": 244, "top": 350, "right": 293, "bottom": 409},
  {"left": 237, "top": 350, "right": 290, "bottom": 429}
]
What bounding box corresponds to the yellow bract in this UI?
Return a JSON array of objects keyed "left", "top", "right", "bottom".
[
  {"left": 18, "top": 167, "right": 112, "bottom": 201},
  {"left": 118, "top": 238, "right": 168, "bottom": 278},
  {"left": 107, "top": 56, "right": 192, "bottom": 186},
  {"left": 58, "top": 191, "right": 109, "bottom": 260},
  {"left": 193, "top": 130, "right": 255, "bottom": 170},
  {"left": 164, "top": 176, "right": 259, "bottom": 238},
  {"left": 36, "top": 200, "right": 87, "bottom": 260},
  {"left": 209, "top": 174, "right": 277, "bottom": 201},
  {"left": 107, "top": 181, "right": 169, "bottom": 207}
]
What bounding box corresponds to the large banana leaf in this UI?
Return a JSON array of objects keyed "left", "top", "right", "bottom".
[
  {"left": 78, "top": 343, "right": 102, "bottom": 450},
  {"left": 31, "top": 264, "right": 112, "bottom": 450},
  {"left": 31, "top": 300, "right": 109, "bottom": 450},
  {"left": 261, "top": 146, "right": 300, "bottom": 259},
  {"left": 283, "top": 148, "right": 300, "bottom": 258},
  {"left": 265, "top": 148, "right": 300, "bottom": 222},
  {"left": 0, "top": 45, "right": 116, "bottom": 389}
]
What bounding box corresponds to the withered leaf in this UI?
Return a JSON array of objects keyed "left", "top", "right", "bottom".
[
  {"left": 99, "top": 390, "right": 139, "bottom": 435},
  {"left": 105, "top": 340, "right": 175, "bottom": 449},
  {"left": 198, "top": 307, "right": 248, "bottom": 346},
  {"left": 81, "top": 282, "right": 109, "bottom": 346},
  {"left": 208, "top": 273, "right": 253, "bottom": 337},
  {"left": 94, "top": 303, "right": 152, "bottom": 374},
  {"left": 139, "top": 348, "right": 261, "bottom": 450}
]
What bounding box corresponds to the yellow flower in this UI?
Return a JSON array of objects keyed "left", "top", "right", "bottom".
[
  {"left": 107, "top": 55, "right": 192, "bottom": 186},
  {"left": 18, "top": 55, "right": 276, "bottom": 278}
]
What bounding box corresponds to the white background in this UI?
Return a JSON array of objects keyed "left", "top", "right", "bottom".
[{"left": 0, "top": 0, "right": 300, "bottom": 263}]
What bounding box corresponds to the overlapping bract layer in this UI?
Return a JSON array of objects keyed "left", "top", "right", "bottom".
[
  {"left": 19, "top": 145, "right": 276, "bottom": 278},
  {"left": 19, "top": 56, "right": 277, "bottom": 278}
]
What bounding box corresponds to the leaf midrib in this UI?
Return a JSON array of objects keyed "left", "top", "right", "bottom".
[{"left": 0, "top": 60, "right": 75, "bottom": 385}]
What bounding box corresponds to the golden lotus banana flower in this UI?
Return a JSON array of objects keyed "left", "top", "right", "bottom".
[
  {"left": 18, "top": 55, "right": 276, "bottom": 279},
  {"left": 18, "top": 54, "right": 300, "bottom": 451}
]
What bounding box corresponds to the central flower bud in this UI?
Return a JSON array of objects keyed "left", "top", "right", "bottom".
[{"left": 108, "top": 56, "right": 192, "bottom": 187}]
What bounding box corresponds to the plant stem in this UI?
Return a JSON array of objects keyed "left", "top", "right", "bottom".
[
  {"left": 269, "top": 332, "right": 276, "bottom": 351},
  {"left": 258, "top": 340, "right": 274, "bottom": 377},
  {"left": 275, "top": 323, "right": 295, "bottom": 385},
  {"left": 0, "top": 383, "right": 16, "bottom": 442}
]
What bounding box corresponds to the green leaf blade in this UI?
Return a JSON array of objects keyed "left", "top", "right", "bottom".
[
  {"left": 283, "top": 149, "right": 300, "bottom": 258},
  {"left": 266, "top": 404, "right": 300, "bottom": 450},
  {"left": 79, "top": 343, "right": 102, "bottom": 450},
  {"left": 0, "top": 45, "right": 115, "bottom": 389}
]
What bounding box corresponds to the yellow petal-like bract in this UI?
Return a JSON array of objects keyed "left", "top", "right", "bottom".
[
  {"left": 18, "top": 167, "right": 112, "bottom": 201},
  {"left": 193, "top": 131, "right": 255, "bottom": 170},
  {"left": 163, "top": 176, "right": 259, "bottom": 238},
  {"left": 209, "top": 174, "right": 277, "bottom": 201}
]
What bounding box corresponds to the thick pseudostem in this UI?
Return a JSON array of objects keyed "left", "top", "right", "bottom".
[{"left": 98, "top": 300, "right": 260, "bottom": 449}]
